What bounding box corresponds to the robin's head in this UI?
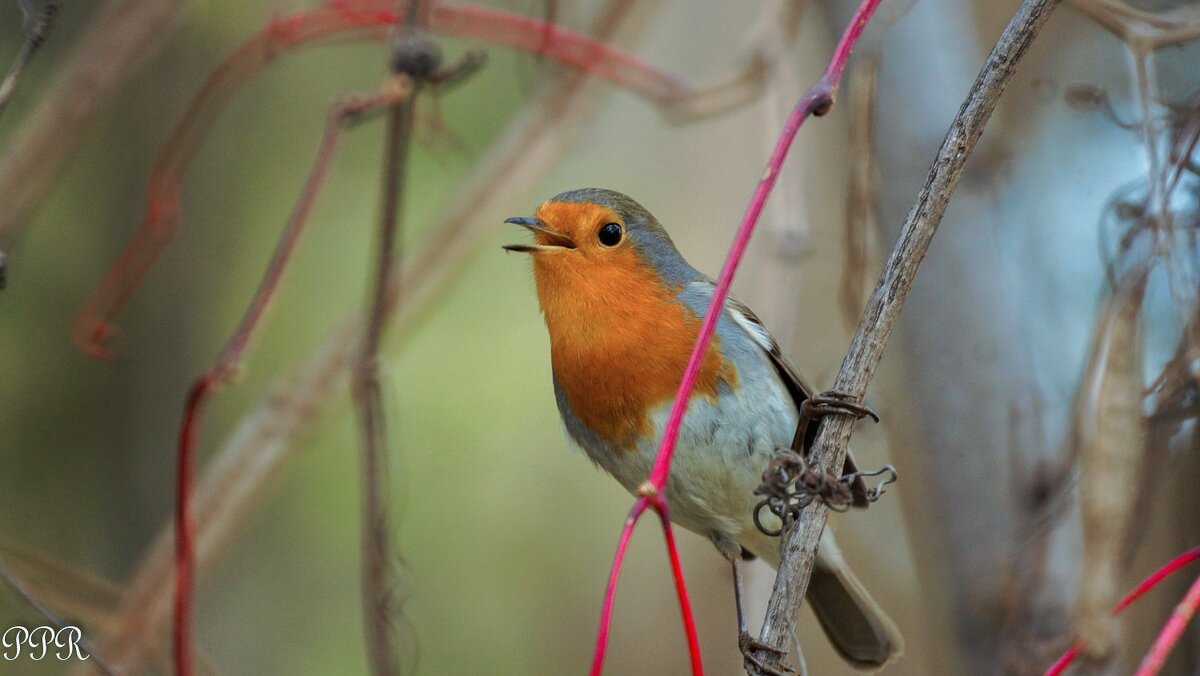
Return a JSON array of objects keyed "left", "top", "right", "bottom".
[
  {"left": 502, "top": 188, "right": 698, "bottom": 293},
  {"left": 503, "top": 189, "right": 729, "bottom": 446}
]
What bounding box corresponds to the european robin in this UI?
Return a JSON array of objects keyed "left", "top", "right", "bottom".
[{"left": 503, "top": 188, "right": 902, "bottom": 670}]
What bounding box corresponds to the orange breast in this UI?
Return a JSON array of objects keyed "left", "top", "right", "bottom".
[{"left": 533, "top": 248, "right": 737, "bottom": 450}]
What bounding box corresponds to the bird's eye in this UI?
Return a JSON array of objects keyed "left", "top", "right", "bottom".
[{"left": 598, "top": 222, "right": 623, "bottom": 247}]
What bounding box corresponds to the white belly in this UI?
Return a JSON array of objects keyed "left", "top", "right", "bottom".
[{"left": 568, "top": 372, "right": 796, "bottom": 566}]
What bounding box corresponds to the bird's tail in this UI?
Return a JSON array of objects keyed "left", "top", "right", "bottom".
[{"left": 805, "top": 530, "right": 905, "bottom": 671}]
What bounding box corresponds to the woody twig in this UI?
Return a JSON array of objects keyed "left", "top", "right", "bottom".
[{"left": 748, "top": 0, "right": 1062, "bottom": 671}]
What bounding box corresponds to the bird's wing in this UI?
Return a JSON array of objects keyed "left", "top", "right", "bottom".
[{"left": 713, "top": 286, "right": 870, "bottom": 505}]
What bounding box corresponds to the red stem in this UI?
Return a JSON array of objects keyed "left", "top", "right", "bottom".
[
  {"left": 1134, "top": 570, "right": 1200, "bottom": 675},
  {"left": 645, "top": 0, "right": 881, "bottom": 489},
  {"left": 655, "top": 501, "right": 703, "bottom": 672},
  {"left": 175, "top": 376, "right": 219, "bottom": 676},
  {"left": 170, "top": 92, "right": 377, "bottom": 676},
  {"left": 590, "top": 498, "right": 648, "bottom": 676},
  {"left": 1045, "top": 546, "right": 1200, "bottom": 676},
  {"left": 591, "top": 0, "right": 882, "bottom": 672},
  {"left": 71, "top": 0, "right": 686, "bottom": 359},
  {"left": 590, "top": 496, "right": 703, "bottom": 676}
]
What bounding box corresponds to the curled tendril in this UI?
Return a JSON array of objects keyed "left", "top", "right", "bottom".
[{"left": 752, "top": 449, "right": 898, "bottom": 537}]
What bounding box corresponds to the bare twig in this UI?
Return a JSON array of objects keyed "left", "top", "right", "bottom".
[
  {"left": 1065, "top": 0, "right": 1200, "bottom": 49},
  {"left": 352, "top": 11, "right": 426, "bottom": 672},
  {"left": 354, "top": 80, "right": 418, "bottom": 674},
  {"left": 748, "top": 0, "right": 1062, "bottom": 671},
  {"left": 0, "top": 1, "right": 59, "bottom": 122},
  {"left": 171, "top": 82, "right": 411, "bottom": 676},
  {"left": 0, "top": 557, "right": 117, "bottom": 676},
  {"left": 1135, "top": 570, "right": 1200, "bottom": 675},
  {"left": 0, "top": 0, "right": 188, "bottom": 246}
]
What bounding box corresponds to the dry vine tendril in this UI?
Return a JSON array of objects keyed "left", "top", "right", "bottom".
[{"left": 753, "top": 391, "right": 897, "bottom": 536}]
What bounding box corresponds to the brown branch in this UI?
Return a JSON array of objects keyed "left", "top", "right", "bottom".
[
  {"left": 352, "top": 18, "right": 424, "bottom": 671},
  {"left": 0, "top": 556, "right": 118, "bottom": 676},
  {"left": 0, "top": 0, "right": 188, "bottom": 246},
  {"left": 748, "top": 0, "right": 1063, "bottom": 671},
  {"left": 0, "top": 1, "right": 60, "bottom": 122}
]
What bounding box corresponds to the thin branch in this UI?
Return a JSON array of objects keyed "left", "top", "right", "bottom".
[
  {"left": 0, "top": 0, "right": 188, "bottom": 246},
  {"left": 589, "top": 494, "right": 702, "bottom": 676},
  {"left": 0, "top": 557, "right": 118, "bottom": 676},
  {"left": 1065, "top": 0, "right": 1200, "bottom": 49},
  {"left": 749, "top": 0, "right": 1062, "bottom": 671},
  {"left": 0, "top": 1, "right": 59, "bottom": 122},
  {"left": 171, "top": 83, "right": 410, "bottom": 676},
  {"left": 353, "top": 29, "right": 423, "bottom": 673}
]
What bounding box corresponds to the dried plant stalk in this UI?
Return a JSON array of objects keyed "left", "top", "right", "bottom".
[
  {"left": 354, "top": 62, "right": 420, "bottom": 676},
  {"left": 1070, "top": 268, "right": 1148, "bottom": 664},
  {"left": 1065, "top": 0, "right": 1200, "bottom": 48}
]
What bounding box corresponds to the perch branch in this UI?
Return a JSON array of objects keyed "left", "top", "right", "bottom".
[{"left": 749, "top": 0, "right": 1062, "bottom": 671}]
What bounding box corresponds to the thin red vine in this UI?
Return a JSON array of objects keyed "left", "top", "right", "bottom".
[
  {"left": 1046, "top": 546, "right": 1200, "bottom": 676},
  {"left": 589, "top": 1, "right": 884, "bottom": 674}
]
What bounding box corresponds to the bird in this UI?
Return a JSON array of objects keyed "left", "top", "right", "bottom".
[{"left": 502, "top": 188, "right": 903, "bottom": 671}]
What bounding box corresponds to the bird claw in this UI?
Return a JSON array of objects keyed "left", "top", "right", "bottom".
[{"left": 739, "top": 632, "right": 794, "bottom": 676}]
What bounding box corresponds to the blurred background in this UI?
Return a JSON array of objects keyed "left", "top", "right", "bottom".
[{"left": 0, "top": 0, "right": 1197, "bottom": 674}]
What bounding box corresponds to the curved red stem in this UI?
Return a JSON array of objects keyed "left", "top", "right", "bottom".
[
  {"left": 1045, "top": 546, "right": 1200, "bottom": 676},
  {"left": 72, "top": 0, "right": 686, "bottom": 359},
  {"left": 1134, "top": 569, "right": 1200, "bottom": 675},
  {"left": 590, "top": 496, "right": 702, "bottom": 676},
  {"left": 587, "top": 1, "right": 883, "bottom": 673}
]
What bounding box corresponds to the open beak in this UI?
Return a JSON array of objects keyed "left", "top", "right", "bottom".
[{"left": 502, "top": 216, "right": 576, "bottom": 253}]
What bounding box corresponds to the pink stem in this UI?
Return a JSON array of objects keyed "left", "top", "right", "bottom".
[
  {"left": 1134, "top": 570, "right": 1200, "bottom": 676},
  {"left": 590, "top": 497, "right": 649, "bottom": 676},
  {"left": 1045, "top": 546, "right": 1200, "bottom": 676},
  {"left": 590, "top": 496, "right": 704, "bottom": 676},
  {"left": 646, "top": 0, "right": 882, "bottom": 490},
  {"left": 655, "top": 501, "right": 704, "bottom": 673},
  {"left": 590, "top": 0, "right": 884, "bottom": 672}
]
